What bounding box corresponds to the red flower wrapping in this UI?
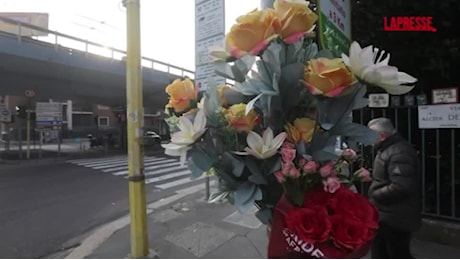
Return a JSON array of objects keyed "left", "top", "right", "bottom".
[
  {"left": 267, "top": 185, "right": 378, "bottom": 259},
  {"left": 285, "top": 206, "right": 331, "bottom": 243}
]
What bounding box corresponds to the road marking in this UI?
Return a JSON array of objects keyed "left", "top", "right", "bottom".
[
  {"left": 112, "top": 161, "right": 182, "bottom": 176},
  {"left": 91, "top": 157, "right": 161, "bottom": 169},
  {"left": 101, "top": 158, "right": 174, "bottom": 172},
  {"left": 155, "top": 175, "right": 204, "bottom": 189},
  {"left": 144, "top": 170, "right": 191, "bottom": 184},
  {"left": 65, "top": 183, "right": 204, "bottom": 259}
]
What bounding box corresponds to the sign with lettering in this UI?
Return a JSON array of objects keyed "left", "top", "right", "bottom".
[
  {"left": 369, "top": 93, "right": 389, "bottom": 108},
  {"left": 432, "top": 88, "right": 458, "bottom": 104},
  {"left": 317, "top": 0, "right": 352, "bottom": 58},
  {"left": 418, "top": 104, "right": 460, "bottom": 129}
]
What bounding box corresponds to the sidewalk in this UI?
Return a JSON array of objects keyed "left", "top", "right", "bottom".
[{"left": 62, "top": 189, "right": 460, "bottom": 259}]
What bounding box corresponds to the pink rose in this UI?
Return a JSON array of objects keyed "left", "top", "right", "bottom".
[
  {"left": 274, "top": 170, "right": 285, "bottom": 183},
  {"left": 280, "top": 147, "right": 296, "bottom": 162},
  {"left": 342, "top": 148, "right": 357, "bottom": 161},
  {"left": 303, "top": 161, "right": 318, "bottom": 174},
  {"left": 354, "top": 167, "right": 372, "bottom": 182},
  {"left": 323, "top": 177, "right": 341, "bottom": 193},
  {"left": 282, "top": 162, "right": 300, "bottom": 178},
  {"left": 282, "top": 141, "right": 296, "bottom": 149},
  {"left": 319, "top": 161, "right": 335, "bottom": 177}
]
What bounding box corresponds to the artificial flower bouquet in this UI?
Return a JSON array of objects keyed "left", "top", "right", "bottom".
[{"left": 161, "top": 0, "right": 416, "bottom": 258}]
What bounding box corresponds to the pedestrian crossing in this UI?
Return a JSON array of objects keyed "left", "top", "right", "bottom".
[{"left": 66, "top": 155, "right": 209, "bottom": 191}]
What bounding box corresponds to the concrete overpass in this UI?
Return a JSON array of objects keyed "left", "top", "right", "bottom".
[{"left": 0, "top": 16, "right": 195, "bottom": 111}]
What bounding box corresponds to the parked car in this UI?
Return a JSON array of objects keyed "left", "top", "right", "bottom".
[{"left": 144, "top": 131, "right": 161, "bottom": 146}]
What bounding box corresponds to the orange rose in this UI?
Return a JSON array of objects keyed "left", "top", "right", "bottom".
[
  {"left": 273, "top": 0, "right": 318, "bottom": 43},
  {"left": 224, "top": 103, "right": 259, "bottom": 133},
  {"left": 165, "top": 78, "right": 197, "bottom": 113},
  {"left": 303, "top": 58, "right": 355, "bottom": 97},
  {"left": 285, "top": 118, "right": 316, "bottom": 143},
  {"left": 225, "top": 9, "right": 281, "bottom": 58}
]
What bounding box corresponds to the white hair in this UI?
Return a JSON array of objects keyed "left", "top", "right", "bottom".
[{"left": 367, "top": 117, "right": 397, "bottom": 135}]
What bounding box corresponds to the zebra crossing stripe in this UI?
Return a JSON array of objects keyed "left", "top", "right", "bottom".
[
  {"left": 120, "top": 164, "right": 188, "bottom": 178},
  {"left": 76, "top": 158, "right": 130, "bottom": 167},
  {"left": 113, "top": 160, "right": 184, "bottom": 176},
  {"left": 144, "top": 170, "right": 191, "bottom": 184},
  {"left": 90, "top": 157, "right": 163, "bottom": 169},
  {"left": 66, "top": 155, "right": 126, "bottom": 164},
  {"left": 101, "top": 158, "right": 177, "bottom": 172},
  {"left": 155, "top": 175, "right": 205, "bottom": 189}
]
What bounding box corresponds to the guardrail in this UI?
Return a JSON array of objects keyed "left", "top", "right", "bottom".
[{"left": 0, "top": 16, "right": 195, "bottom": 79}]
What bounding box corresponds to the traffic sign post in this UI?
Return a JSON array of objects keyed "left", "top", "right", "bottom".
[{"left": 0, "top": 105, "right": 11, "bottom": 123}]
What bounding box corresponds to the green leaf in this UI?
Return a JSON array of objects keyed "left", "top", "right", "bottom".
[
  {"left": 261, "top": 42, "right": 282, "bottom": 77},
  {"left": 214, "top": 61, "right": 246, "bottom": 82},
  {"left": 303, "top": 42, "right": 319, "bottom": 63},
  {"left": 246, "top": 93, "right": 263, "bottom": 115},
  {"left": 315, "top": 49, "right": 334, "bottom": 59},
  {"left": 255, "top": 207, "right": 273, "bottom": 225},
  {"left": 203, "top": 79, "right": 223, "bottom": 127},
  {"left": 222, "top": 152, "right": 245, "bottom": 177},
  {"left": 245, "top": 156, "right": 267, "bottom": 185},
  {"left": 188, "top": 148, "right": 216, "bottom": 179},
  {"left": 235, "top": 182, "right": 256, "bottom": 212},
  {"left": 208, "top": 190, "right": 230, "bottom": 203},
  {"left": 235, "top": 55, "right": 256, "bottom": 76}
]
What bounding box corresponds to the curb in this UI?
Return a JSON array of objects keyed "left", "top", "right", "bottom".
[{"left": 65, "top": 184, "right": 205, "bottom": 259}]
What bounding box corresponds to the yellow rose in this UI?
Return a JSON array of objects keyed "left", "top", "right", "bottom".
[
  {"left": 165, "top": 78, "right": 197, "bottom": 113},
  {"left": 224, "top": 103, "right": 259, "bottom": 133},
  {"left": 303, "top": 58, "right": 355, "bottom": 97},
  {"left": 225, "top": 9, "right": 280, "bottom": 58},
  {"left": 217, "top": 85, "right": 231, "bottom": 106},
  {"left": 274, "top": 0, "right": 318, "bottom": 43},
  {"left": 285, "top": 118, "right": 316, "bottom": 143}
]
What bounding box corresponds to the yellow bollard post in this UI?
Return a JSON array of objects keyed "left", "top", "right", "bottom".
[{"left": 125, "top": 0, "right": 149, "bottom": 257}]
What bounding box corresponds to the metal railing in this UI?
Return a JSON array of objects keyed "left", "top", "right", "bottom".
[
  {"left": 353, "top": 106, "right": 459, "bottom": 222},
  {"left": 0, "top": 16, "right": 195, "bottom": 79}
]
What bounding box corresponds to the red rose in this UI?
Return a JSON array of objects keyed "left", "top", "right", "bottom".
[
  {"left": 330, "top": 214, "right": 369, "bottom": 250},
  {"left": 285, "top": 206, "right": 332, "bottom": 243},
  {"left": 335, "top": 188, "right": 379, "bottom": 229},
  {"left": 303, "top": 186, "right": 339, "bottom": 211}
]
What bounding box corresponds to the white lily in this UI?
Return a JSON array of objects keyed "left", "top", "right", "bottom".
[
  {"left": 162, "top": 109, "right": 207, "bottom": 164},
  {"left": 342, "top": 41, "right": 417, "bottom": 95},
  {"left": 244, "top": 128, "right": 287, "bottom": 160}
]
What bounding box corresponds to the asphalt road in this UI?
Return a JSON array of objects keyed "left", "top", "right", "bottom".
[{"left": 0, "top": 160, "right": 134, "bottom": 258}]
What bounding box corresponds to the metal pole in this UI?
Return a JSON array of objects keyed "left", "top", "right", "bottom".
[
  {"left": 58, "top": 128, "right": 61, "bottom": 156},
  {"left": 6, "top": 122, "right": 9, "bottom": 151},
  {"left": 18, "top": 123, "right": 22, "bottom": 160},
  {"left": 26, "top": 98, "right": 31, "bottom": 159},
  {"left": 125, "top": 0, "right": 149, "bottom": 257},
  {"left": 39, "top": 130, "right": 42, "bottom": 159}
]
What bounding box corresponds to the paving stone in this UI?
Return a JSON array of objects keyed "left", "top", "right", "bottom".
[
  {"left": 150, "top": 209, "right": 182, "bottom": 223},
  {"left": 222, "top": 206, "right": 262, "bottom": 229},
  {"left": 165, "top": 222, "right": 235, "bottom": 257}
]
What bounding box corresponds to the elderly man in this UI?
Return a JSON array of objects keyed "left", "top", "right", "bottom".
[{"left": 367, "top": 117, "right": 421, "bottom": 259}]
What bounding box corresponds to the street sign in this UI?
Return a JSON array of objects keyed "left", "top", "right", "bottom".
[
  {"left": 35, "top": 102, "right": 62, "bottom": 128},
  {"left": 195, "top": 0, "right": 226, "bottom": 91},
  {"left": 24, "top": 89, "right": 35, "bottom": 98},
  {"left": 0, "top": 105, "right": 11, "bottom": 122},
  {"left": 369, "top": 93, "right": 389, "bottom": 108},
  {"left": 317, "top": 0, "right": 352, "bottom": 58}
]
